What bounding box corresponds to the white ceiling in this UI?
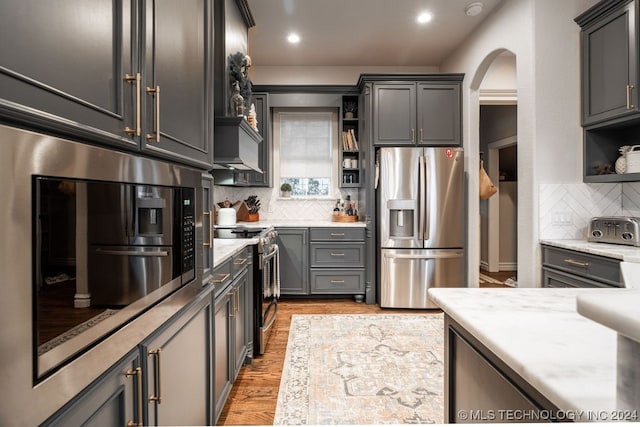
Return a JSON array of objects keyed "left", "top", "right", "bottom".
[{"left": 247, "top": 0, "right": 505, "bottom": 67}]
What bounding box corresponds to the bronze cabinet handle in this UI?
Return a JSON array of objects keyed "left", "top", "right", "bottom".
[
  {"left": 146, "top": 85, "right": 161, "bottom": 142},
  {"left": 148, "top": 348, "right": 162, "bottom": 403},
  {"left": 124, "top": 73, "right": 141, "bottom": 136},
  {"left": 125, "top": 367, "right": 143, "bottom": 426}
]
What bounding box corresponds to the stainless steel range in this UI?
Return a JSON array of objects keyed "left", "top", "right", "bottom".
[{"left": 214, "top": 225, "right": 279, "bottom": 356}]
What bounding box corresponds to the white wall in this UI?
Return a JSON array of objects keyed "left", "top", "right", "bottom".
[{"left": 439, "top": 0, "right": 597, "bottom": 287}]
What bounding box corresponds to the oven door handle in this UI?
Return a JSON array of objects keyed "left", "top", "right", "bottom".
[
  {"left": 94, "top": 248, "right": 169, "bottom": 257},
  {"left": 260, "top": 300, "right": 278, "bottom": 355},
  {"left": 260, "top": 245, "right": 279, "bottom": 268}
]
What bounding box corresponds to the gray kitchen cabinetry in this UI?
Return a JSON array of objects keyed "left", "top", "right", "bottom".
[
  {"left": 576, "top": 0, "right": 638, "bottom": 126},
  {"left": 142, "top": 292, "right": 212, "bottom": 426},
  {"left": 248, "top": 92, "right": 272, "bottom": 186},
  {"left": 372, "top": 78, "right": 462, "bottom": 146},
  {"left": 576, "top": 0, "right": 640, "bottom": 182},
  {"left": 0, "top": 0, "right": 213, "bottom": 168},
  {"left": 541, "top": 245, "right": 622, "bottom": 288},
  {"left": 310, "top": 228, "right": 366, "bottom": 301},
  {"left": 212, "top": 248, "right": 252, "bottom": 423},
  {"left": 45, "top": 288, "right": 213, "bottom": 426},
  {"left": 43, "top": 351, "right": 141, "bottom": 427},
  {"left": 276, "top": 228, "right": 310, "bottom": 295},
  {"left": 446, "top": 316, "right": 559, "bottom": 422}
]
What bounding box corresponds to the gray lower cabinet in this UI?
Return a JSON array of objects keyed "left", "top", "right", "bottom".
[
  {"left": 43, "top": 351, "right": 141, "bottom": 427},
  {"left": 142, "top": 293, "right": 212, "bottom": 426},
  {"left": 213, "top": 249, "right": 253, "bottom": 423},
  {"left": 446, "top": 316, "right": 559, "bottom": 423},
  {"left": 277, "top": 228, "right": 310, "bottom": 295},
  {"left": 309, "top": 227, "right": 365, "bottom": 299},
  {"left": 372, "top": 77, "right": 462, "bottom": 146},
  {"left": 45, "top": 290, "right": 213, "bottom": 426},
  {"left": 0, "top": 0, "right": 213, "bottom": 168},
  {"left": 541, "top": 245, "right": 621, "bottom": 288}
]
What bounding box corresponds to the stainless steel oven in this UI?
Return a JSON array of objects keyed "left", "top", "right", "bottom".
[
  {"left": 256, "top": 229, "right": 279, "bottom": 355},
  {"left": 0, "top": 125, "right": 202, "bottom": 381}
]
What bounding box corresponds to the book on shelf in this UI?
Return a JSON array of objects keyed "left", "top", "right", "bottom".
[{"left": 341, "top": 129, "right": 359, "bottom": 151}]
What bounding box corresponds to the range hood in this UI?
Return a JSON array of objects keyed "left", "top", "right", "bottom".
[{"left": 213, "top": 117, "right": 262, "bottom": 172}]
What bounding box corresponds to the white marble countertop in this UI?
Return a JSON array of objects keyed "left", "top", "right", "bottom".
[
  {"left": 428, "top": 288, "right": 621, "bottom": 414},
  {"left": 213, "top": 238, "right": 257, "bottom": 268},
  {"left": 541, "top": 239, "right": 640, "bottom": 262},
  {"left": 235, "top": 219, "right": 367, "bottom": 228},
  {"left": 577, "top": 290, "right": 640, "bottom": 343}
]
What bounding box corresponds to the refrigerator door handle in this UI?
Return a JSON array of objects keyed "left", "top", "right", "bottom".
[
  {"left": 383, "top": 252, "right": 463, "bottom": 260},
  {"left": 423, "top": 155, "right": 431, "bottom": 242},
  {"left": 418, "top": 155, "right": 426, "bottom": 241}
]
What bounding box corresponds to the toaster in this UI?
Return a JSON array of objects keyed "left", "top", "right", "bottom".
[{"left": 588, "top": 216, "right": 640, "bottom": 246}]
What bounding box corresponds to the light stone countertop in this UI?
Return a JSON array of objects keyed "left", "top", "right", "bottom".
[
  {"left": 577, "top": 290, "right": 640, "bottom": 344},
  {"left": 428, "top": 288, "right": 622, "bottom": 415},
  {"left": 541, "top": 239, "right": 640, "bottom": 262},
  {"left": 213, "top": 238, "right": 257, "bottom": 268},
  {"left": 236, "top": 219, "right": 367, "bottom": 228}
]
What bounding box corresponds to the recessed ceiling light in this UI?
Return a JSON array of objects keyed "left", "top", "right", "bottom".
[
  {"left": 465, "top": 2, "right": 484, "bottom": 16},
  {"left": 287, "top": 33, "right": 300, "bottom": 44},
  {"left": 416, "top": 12, "right": 432, "bottom": 24}
]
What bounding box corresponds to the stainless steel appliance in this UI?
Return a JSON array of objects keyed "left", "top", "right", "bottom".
[
  {"left": 256, "top": 228, "right": 279, "bottom": 355},
  {"left": 213, "top": 225, "right": 280, "bottom": 356},
  {"left": 84, "top": 183, "right": 195, "bottom": 306},
  {"left": 378, "top": 146, "right": 466, "bottom": 308},
  {"left": 588, "top": 216, "right": 640, "bottom": 246}
]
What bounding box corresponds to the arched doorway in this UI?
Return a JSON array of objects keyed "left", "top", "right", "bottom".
[{"left": 469, "top": 49, "right": 518, "bottom": 288}]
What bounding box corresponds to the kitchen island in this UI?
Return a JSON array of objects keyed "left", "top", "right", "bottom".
[{"left": 428, "top": 287, "right": 639, "bottom": 423}]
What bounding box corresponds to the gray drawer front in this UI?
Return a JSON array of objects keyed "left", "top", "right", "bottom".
[
  {"left": 541, "top": 245, "right": 620, "bottom": 286},
  {"left": 212, "top": 260, "right": 232, "bottom": 297},
  {"left": 232, "top": 247, "right": 251, "bottom": 278},
  {"left": 310, "top": 227, "right": 365, "bottom": 242},
  {"left": 310, "top": 243, "right": 365, "bottom": 267},
  {"left": 542, "top": 268, "right": 620, "bottom": 289},
  {"left": 310, "top": 269, "right": 365, "bottom": 293}
]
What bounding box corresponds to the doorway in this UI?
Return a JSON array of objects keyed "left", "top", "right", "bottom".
[{"left": 477, "top": 52, "right": 518, "bottom": 287}]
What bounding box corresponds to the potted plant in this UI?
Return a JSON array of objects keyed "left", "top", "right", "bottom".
[
  {"left": 280, "top": 183, "right": 292, "bottom": 198},
  {"left": 244, "top": 195, "right": 261, "bottom": 222},
  {"left": 343, "top": 101, "right": 357, "bottom": 119}
]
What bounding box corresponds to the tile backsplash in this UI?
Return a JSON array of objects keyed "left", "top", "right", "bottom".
[
  {"left": 214, "top": 186, "right": 360, "bottom": 221},
  {"left": 539, "top": 182, "right": 640, "bottom": 239}
]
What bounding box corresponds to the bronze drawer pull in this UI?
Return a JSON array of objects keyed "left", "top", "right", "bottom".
[
  {"left": 563, "top": 258, "right": 590, "bottom": 268},
  {"left": 330, "top": 280, "right": 345, "bottom": 284},
  {"left": 212, "top": 273, "right": 231, "bottom": 284},
  {"left": 330, "top": 253, "right": 345, "bottom": 257},
  {"left": 234, "top": 257, "right": 247, "bottom": 265},
  {"left": 330, "top": 233, "right": 345, "bottom": 237}
]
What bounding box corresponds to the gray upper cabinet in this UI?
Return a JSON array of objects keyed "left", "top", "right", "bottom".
[
  {"left": 417, "top": 83, "right": 461, "bottom": 145},
  {"left": 0, "top": 0, "right": 137, "bottom": 149},
  {"left": 373, "top": 84, "right": 417, "bottom": 145},
  {"left": 141, "top": 0, "right": 213, "bottom": 167},
  {"left": 577, "top": 0, "right": 638, "bottom": 126},
  {"left": 372, "top": 77, "right": 462, "bottom": 146},
  {"left": 248, "top": 92, "right": 272, "bottom": 186},
  {"left": 0, "top": 0, "right": 213, "bottom": 168}
]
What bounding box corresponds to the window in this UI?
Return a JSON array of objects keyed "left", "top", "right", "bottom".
[{"left": 275, "top": 109, "right": 337, "bottom": 196}]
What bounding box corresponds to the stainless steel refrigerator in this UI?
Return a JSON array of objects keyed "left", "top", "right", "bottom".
[{"left": 378, "top": 146, "right": 465, "bottom": 308}]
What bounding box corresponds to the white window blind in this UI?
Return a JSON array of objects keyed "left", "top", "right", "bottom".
[{"left": 278, "top": 111, "right": 334, "bottom": 196}]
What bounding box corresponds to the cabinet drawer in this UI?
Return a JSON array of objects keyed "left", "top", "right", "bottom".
[
  {"left": 310, "top": 227, "right": 365, "bottom": 241},
  {"left": 310, "top": 243, "right": 365, "bottom": 267},
  {"left": 232, "top": 247, "right": 252, "bottom": 278},
  {"left": 541, "top": 245, "right": 620, "bottom": 286},
  {"left": 212, "top": 260, "right": 232, "bottom": 297},
  {"left": 542, "top": 268, "right": 620, "bottom": 289},
  {"left": 310, "top": 269, "right": 365, "bottom": 294}
]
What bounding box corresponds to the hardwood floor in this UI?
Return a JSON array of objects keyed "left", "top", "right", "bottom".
[{"left": 216, "top": 298, "right": 434, "bottom": 425}]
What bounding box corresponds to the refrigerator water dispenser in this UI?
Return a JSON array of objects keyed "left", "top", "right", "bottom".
[{"left": 387, "top": 199, "right": 416, "bottom": 239}]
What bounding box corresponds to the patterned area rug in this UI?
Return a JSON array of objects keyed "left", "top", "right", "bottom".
[{"left": 274, "top": 314, "right": 444, "bottom": 425}]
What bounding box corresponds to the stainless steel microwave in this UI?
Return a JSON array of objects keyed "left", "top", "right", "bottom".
[{"left": 0, "top": 125, "right": 202, "bottom": 379}]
